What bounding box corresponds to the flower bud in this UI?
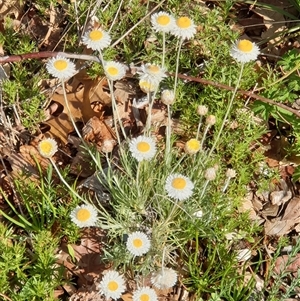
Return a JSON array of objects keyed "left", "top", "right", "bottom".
[
  {"left": 197, "top": 105, "right": 208, "bottom": 116},
  {"left": 206, "top": 115, "right": 216, "bottom": 126},
  {"left": 161, "top": 89, "right": 175, "bottom": 105},
  {"left": 204, "top": 167, "right": 216, "bottom": 181}
]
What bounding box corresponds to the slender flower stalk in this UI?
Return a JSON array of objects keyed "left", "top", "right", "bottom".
[
  {"left": 196, "top": 105, "right": 208, "bottom": 139},
  {"left": 50, "top": 158, "right": 87, "bottom": 204},
  {"left": 173, "top": 38, "right": 183, "bottom": 97},
  {"left": 200, "top": 115, "right": 216, "bottom": 150},
  {"left": 162, "top": 32, "right": 166, "bottom": 68},
  {"left": 222, "top": 168, "right": 237, "bottom": 192},
  {"left": 199, "top": 167, "right": 217, "bottom": 199},
  {"left": 205, "top": 64, "right": 245, "bottom": 162},
  {"left": 165, "top": 104, "right": 172, "bottom": 161},
  {"left": 108, "top": 79, "right": 126, "bottom": 144}
]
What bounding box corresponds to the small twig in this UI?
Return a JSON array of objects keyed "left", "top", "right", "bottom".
[
  {"left": 1, "top": 51, "right": 299, "bottom": 118},
  {"left": 111, "top": 0, "right": 166, "bottom": 47},
  {"left": 170, "top": 73, "right": 300, "bottom": 118},
  {"left": 0, "top": 52, "right": 101, "bottom": 64}
]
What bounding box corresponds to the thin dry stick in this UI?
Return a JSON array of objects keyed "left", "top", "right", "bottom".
[
  {"left": 111, "top": 0, "right": 166, "bottom": 47},
  {"left": 1, "top": 52, "right": 299, "bottom": 118},
  {"left": 0, "top": 52, "right": 101, "bottom": 64},
  {"left": 170, "top": 73, "right": 300, "bottom": 118}
]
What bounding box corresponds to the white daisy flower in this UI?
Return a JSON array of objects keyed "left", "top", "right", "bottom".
[
  {"left": 82, "top": 28, "right": 111, "bottom": 51},
  {"left": 126, "top": 231, "right": 151, "bottom": 256},
  {"left": 46, "top": 56, "right": 76, "bottom": 79},
  {"left": 139, "top": 63, "right": 167, "bottom": 83},
  {"left": 70, "top": 204, "right": 98, "bottom": 228},
  {"left": 151, "top": 11, "right": 176, "bottom": 33},
  {"left": 99, "top": 270, "right": 126, "bottom": 300},
  {"left": 230, "top": 39, "right": 260, "bottom": 63},
  {"left": 139, "top": 78, "right": 159, "bottom": 93},
  {"left": 161, "top": 89, "right": 175, "bottom": 105},
  {"left": 151, "top": 267, "right": 178, "bottom": 290},
  {"left": 133, "top": 286, "right": 157, "bottom": 301},
  {"left": 38, "top": 138, "right": 58, "bottom": 158},
  {"left": 165, "top": 173, "right": 194, "bottom": 201},
  {"left": 104, "top": 61, "right": 126, "bottom": 81},
  {"left": 185, "top": 138, "right": 201, "bottom": 155},
  {"left": 172, "top": 16, "right": 196, "bottom": 40},
  {"left": 129, "top": 136, "right": 156, "bottom": 162}
]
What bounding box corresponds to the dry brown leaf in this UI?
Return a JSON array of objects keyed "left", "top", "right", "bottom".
[
  {"left": 0, "top": 0, "right": 24, "bottom": 20},
  {"left": 45, "top": 79, "right": 107, "bottom": 143},
  {"left": 239, "top": 192, "right": 258, "bottom": 221},
  {"left": 70, "top": 145, "right": 95, "bottom": 178},
  {"left": 274, "top": 253, "right": 300, "bottom": 274},
  {"left": 82, "top": 116, "right": 116, "bottom": 151},
  {"left": 282, "top": 197, "right": 300, "bottom": 221},
  {"left": 264, "top": 218, "right": 300, "bottom": 236}
]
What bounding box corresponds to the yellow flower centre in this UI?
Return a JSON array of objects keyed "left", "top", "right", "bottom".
[
  {"left": 107, "top": 66, "right": 119, "bottom": 76},
  {"left": 176, "top": 17, "right": 191, "bottom": 29},
  {"left": 187, "top": 139, "right": 200, "bottom": 151},
  {"left": 132, "top": 238, "right": 143, "bottom": 248},
  {"left": 89, "top": 30, "right": 104, "bottom": 41},
  {"left": 157, "top": 15, "right": 170, "bottom": 26},
  {"left": 140, "top": 294, "right": 150, "bottom": 301},
  {"left": 53, "top": 60, "right": 68, "bottom": 71},
  {"left": 137, "top": 141, "right": 150, "bottom": 153},
  {"left": 237, "top": 40, "right": 253, "bottom": 53},
  {"left": 107, "top": 280, "right": 119, "bottom": 291},
  {"left": 148, "top": 65, "right": 160, "bottom": 73},
  {"left": 39, "top": 141, "right": 53, "bottom": 155},
  {"left": 76, "top": 208, "right": 91, "bottom": 222},
  {"left": 172, "top": 178, "right": 187, "bottom": 190}
]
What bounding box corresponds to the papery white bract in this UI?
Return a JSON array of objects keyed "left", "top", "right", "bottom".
[
  {"left": 129, "top": 136, "right": 157, "bottom": 162},
  {"left": 82, "top": 28, "right": 111, "bottom": 51},
  {"left": 38, "top": 138, "right": 58, "bottom": 158},
  {"left": 165, "top": 173, "right": 194, "bottom": 201},
  {"left": 230, "top": 39, "right": 260, "bottom": 63},
  {"left": 46, "top": 56, "right": 76, "bottom": 79},
  {"left": 99, "top": 270, "right": 126, "bottom": 300},
  {"left": 151, "top": 267, "right": 178, "bottom": 289},
  {"left": 139, "top": 63, "right": 166, "bottom": 83},
  {"left": 70, "top": 204, "right": 98, "bottom": 228},
  {"left": 172, "top": 16, "right": 196, "bottom": 40},
  {"left": 161, "top": 89, "right": 175, "bottom": 105},
  {"left": 104, "top": 61, "right": 126, "bottom": 81},
  {"left": 151, "top": 11, "right": 176, "bottom": 33},
  {"left": 133, "top": 286, "right": 157, "bottom": 301},
  {"left": 126, "top": 231, "right": 151, "bottom": 256}
]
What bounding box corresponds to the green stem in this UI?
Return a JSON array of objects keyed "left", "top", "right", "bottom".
[
  {"left": 256, "top": 61, "right": 300, "bottom": 92},
  {"left": 165, "top": 104, "right": 172, "bottom": 162},
  {"left": 196, "top": 116, "right": 203, "bottom": 140},
  {"left": 50, "top": 158, "right": 87, "bottom": 204},
  {"left": 199, "top": 179, "right": 209, "bottom": 200},
  {"left": 108, "top": 79, "right": 126, "bottom": 144},
  {"left": 173, "top": 38, "right": 183, "bottom": 96},
  {"left": 206, "top": 63, "right": 245, "bottom": 162},
  {"left": 145, "top": 92, "right": 153, "bottom": 134},
  {"left": 200, "top": 124, "right": 210, "bottom": 150},
  {"left": 162, "top": 32, "right": 166, "bottom": 68}
]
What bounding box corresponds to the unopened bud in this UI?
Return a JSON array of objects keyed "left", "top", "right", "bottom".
[
  {"left": 197, "top": 105, "right": 208, "bottom": 116},
  {"left": 161, "top": 89, "right": 175, "bottom": 105},
  {"left": 206, "top": 115, "right": 216, "bottom": 126},
  {"left": 204, "top": 167, "right": 216, "bottom": 181}
]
